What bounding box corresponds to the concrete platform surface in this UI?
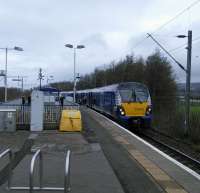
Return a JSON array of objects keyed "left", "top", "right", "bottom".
[
  {"left": 0, "top": 131, "right": 124, "bottom": 193},
  {"left": 82, "top": 108, "right": 200, "bottom": 193},
  {"left": 0, "top": 131, "right": 29, "bottom": 152},
  {"left": 2, "top": 107, "right": 197, "bottom": 193},
  {"left": 81, "top": 108, "right": 164, "bottom": 193}
]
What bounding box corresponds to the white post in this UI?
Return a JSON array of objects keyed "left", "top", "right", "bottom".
[
  {"left": 5, "top": 48, "right": 8, "bottom": 102},
  {"left": 31, "top": 90, "right": 44, "bottom": 131},
  {"left": 73, "top": 48, "right": 76, "bottom": 102}
]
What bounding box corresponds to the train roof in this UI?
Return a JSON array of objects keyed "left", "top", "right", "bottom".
[
  {"left": 40, "top": 87, "right": 60, "bottom": 92},
  {"left": 76, "top": 82, "right": 148, "bottom": 93}
]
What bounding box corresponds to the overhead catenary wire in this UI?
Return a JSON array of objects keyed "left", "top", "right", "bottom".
[
  {"left": 131, "top": 36, "right": 149, "bottom": 49},
  {"left": 147, "top": 33, "right": 187, "bottom": 72},
  {"left": 169, "top": 35, "right": 200, "bottom": 53},
  {"left": 169, "top": 43, "right": 187, "bottom": 53},
  {"left": 132, "top": 0, "right": 200, "bottom": 50},
  {"left": 152, "top": 0, "right": 200, "bottom": 35}
]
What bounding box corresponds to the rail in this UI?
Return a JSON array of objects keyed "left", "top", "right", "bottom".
[
  {"left": 141, "top": 133, "right": 200, "bottom": 174},
  {"left": 0, "top": 149, "right": 12, "bottom": 189},
  {"left": 9, "top": 149, "right": 71, "bottom": 192}
]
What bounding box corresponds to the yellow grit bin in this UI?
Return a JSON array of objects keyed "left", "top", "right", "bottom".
[{"left": 59, "top": 110, "right": 82, "bottom": 132}]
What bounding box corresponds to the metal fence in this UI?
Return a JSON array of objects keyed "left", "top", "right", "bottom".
[
  {"left": 0, "top": 103, "right": 79, "bottom": 130},
  {"left": 152, "top": 96, "right": 200, "bottom": 143},
  {"left": 44, "top": 105, "right": 61, "bottom": 130},
  {"left": 43, "top": 104, "right": 79, "bottom": 130}
]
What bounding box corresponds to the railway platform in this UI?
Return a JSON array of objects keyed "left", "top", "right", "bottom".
[
  {"left": 0, "top": 132, "right": 124, "bottom": 193},
  {"left": 0, "top": 107, "right": 199, "bottom": 193},
  {"left": 81, "top": 107, "right": 200, "bottom": 193}
]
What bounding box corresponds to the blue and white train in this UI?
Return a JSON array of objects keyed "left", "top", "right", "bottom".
[{"left": 60, "top": 82, "right": 152, "bottom": 128}]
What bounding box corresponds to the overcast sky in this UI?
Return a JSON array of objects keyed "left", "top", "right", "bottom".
[{"left": 0, "top": 0, "right": 200, "bottom": 89}]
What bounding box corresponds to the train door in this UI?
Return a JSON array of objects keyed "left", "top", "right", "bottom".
[
  {"left": 111, "top": 92, "right": 116, "bottom": 115},
  {"left": 89, "top": 92, "right": 93, "bottom": 107},
  {"left": 104, "top": 92, "right": 113, "bottom": 114},
  {"left": 99, "top": 92, "right": 104, "bottom": 112}
]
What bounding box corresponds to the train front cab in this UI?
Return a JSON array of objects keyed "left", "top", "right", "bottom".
[{"left": 117, "top": 101, "right": 152, "bottom": 128}]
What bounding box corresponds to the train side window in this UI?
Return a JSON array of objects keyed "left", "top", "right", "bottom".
[
  {"left": 111, "top": 92, "right": 116, "bottom": 105},
  {"left": 104, "top": 92, "right": 112, "bottom": 106}
]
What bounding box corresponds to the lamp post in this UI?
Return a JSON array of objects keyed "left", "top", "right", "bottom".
[
  {"left": 12, "top": 76, "right": 26, "bottom": 93},
  {"left": 65, "top": 44, "right": 85, "bottom": 102},
  {"left": 148, "top": 31, "right": 192, "bottom": 135},
  {"left": 0, "top": 46, "right": 23, "bottom": 102},
  {"left": 177, "top": 31, "right": 192, "bottom": 135}
]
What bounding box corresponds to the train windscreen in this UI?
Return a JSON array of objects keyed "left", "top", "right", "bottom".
[{"left": 118, "top": 84, "right": 149, "bottom": 102}]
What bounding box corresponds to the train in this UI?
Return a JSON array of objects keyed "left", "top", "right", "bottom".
[{"left": 60, "top": 82, "right": 152, "bottom": 129}]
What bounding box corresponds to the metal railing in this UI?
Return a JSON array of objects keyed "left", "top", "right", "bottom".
[
  {"left": 0, "top": 149, "right": 12, "bottom": 189},
  {"left": 0, "top": 103, "right": 79, "bottom": 129},
  {"left": 17, "top": 106, "right": 31, "bottom": 125},
  {"left": 7, "top": 149, "right": 71, "bottom": 192},
  {"left": 64, "top": 150, "right": 71, "bottom": 193},
  {"left": 30, "top": 149, "right": 43, "bottom": 193},
  {"left": 44, "top": 105, "right": 61, "bottom": 124},
  {"left": 43, "top": 104, "right": 79, "bottom": 129}
]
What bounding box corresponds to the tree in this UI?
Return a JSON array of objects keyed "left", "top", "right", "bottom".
[
  {"left": 50, "top": 51, "right": 177, "bottom": 109},
  {"left": 0, "top": 87, "right": 28, "bottom": 102},
  {"left": 145, "top": 50, "right": 177, "bottom": 110}
]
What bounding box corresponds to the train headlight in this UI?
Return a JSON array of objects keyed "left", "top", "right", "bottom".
[
  {"left": 146, "top": 106, "right": 152, "bottom": 115},
  {"left": 121, "top": 111, "right": 125, "bottom": 115},
  {"left": 119, "top": 106, "right": 125, "bottom": 116}
]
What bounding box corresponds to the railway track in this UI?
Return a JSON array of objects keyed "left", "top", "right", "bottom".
[{"left": 140, "top": 132, "right": 200, "bottom": 175}]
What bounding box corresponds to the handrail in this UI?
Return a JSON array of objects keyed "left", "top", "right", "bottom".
[
  {"left": 9, "top": 149, "right": 71, "bottom": 192},
  {"left": 30, "top": 149, "right": 43, "bottom": 193},
  {"left": 64, "top": 150, "right": 71, "bottom": 193},
  {"left": 0, "top": 149, "right": 12, "bottom": 189}
]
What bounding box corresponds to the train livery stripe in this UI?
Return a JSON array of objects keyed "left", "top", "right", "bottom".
[{"left": 121, "top": 102, "right": 148, "bottom": 116}]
